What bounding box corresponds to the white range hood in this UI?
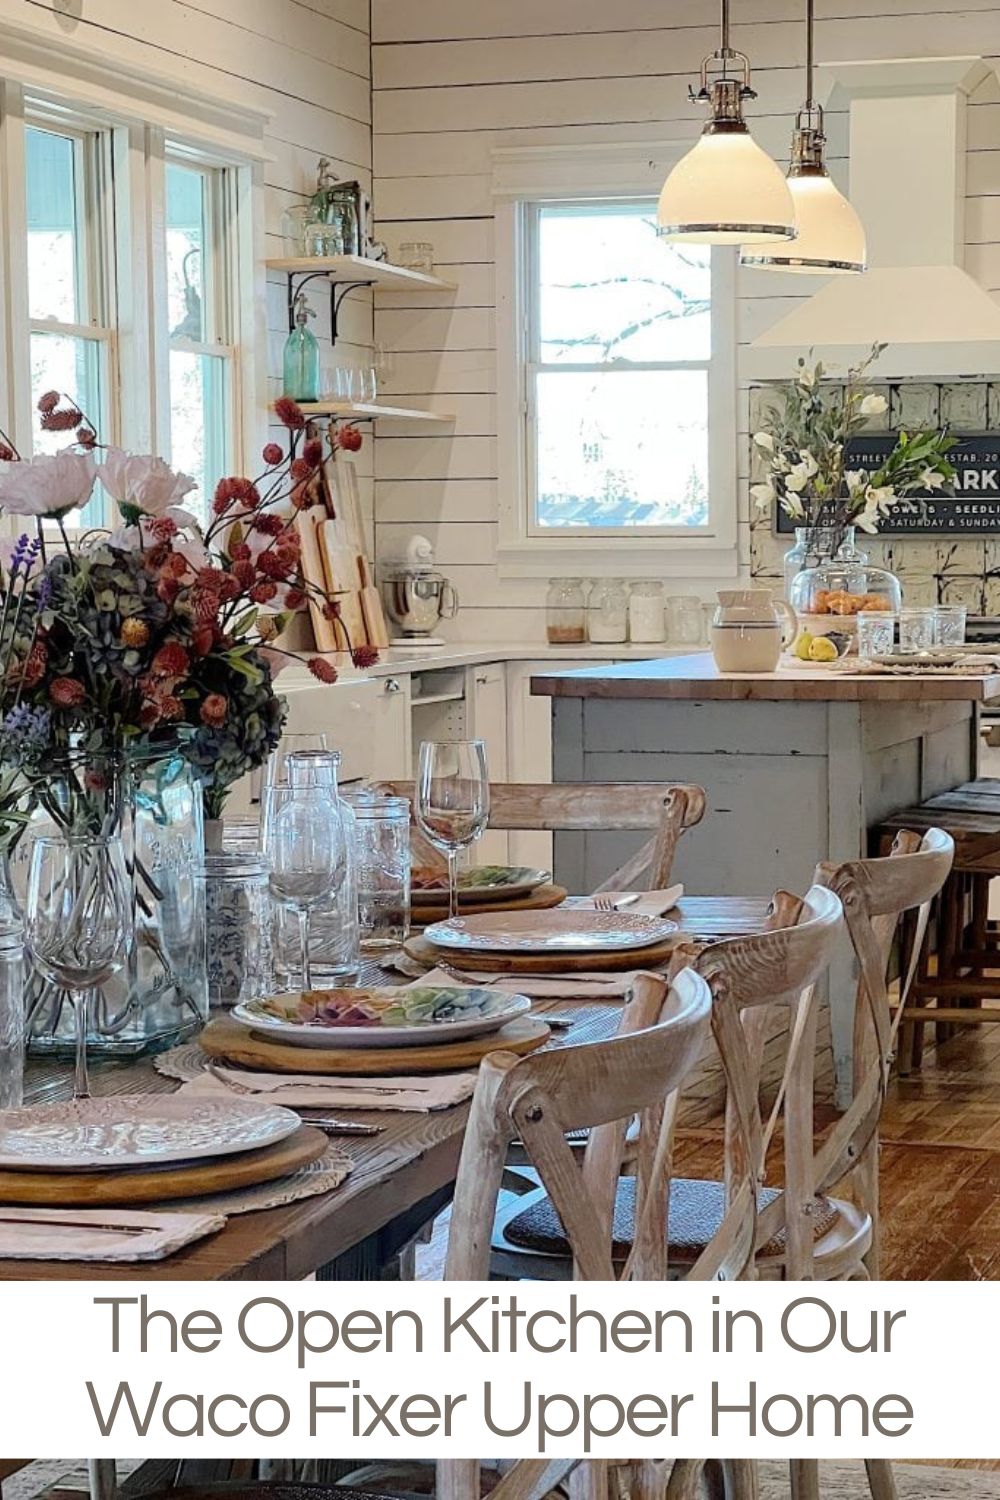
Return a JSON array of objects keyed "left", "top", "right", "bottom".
[{"left": 748, "top": 57, "right": 1000, "bottom": 380}]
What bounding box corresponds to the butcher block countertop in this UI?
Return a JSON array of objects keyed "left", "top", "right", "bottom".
[{"left": 530, "top": 652, "right": 1000, "bottom": 704}]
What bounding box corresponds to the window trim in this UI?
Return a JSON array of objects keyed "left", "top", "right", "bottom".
[{"left": 494, "top": 144, "right": 739, "bottom": 580}]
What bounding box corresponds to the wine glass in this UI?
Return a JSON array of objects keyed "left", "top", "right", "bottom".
[
  {"left": 263, "top": 751, "right": 346, "bottom": 989},
  {"left": 25, "top": 834, "right": 131, "bottom": 1099},
  {"left": 415, "top": 740, "right": 490, "bottom": 920}
]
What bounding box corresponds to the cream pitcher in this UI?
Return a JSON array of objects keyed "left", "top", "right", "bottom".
[{"left": 710, "top": 589, "right": 797, "bottom": 673}]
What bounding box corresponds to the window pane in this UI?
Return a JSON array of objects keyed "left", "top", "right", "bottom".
[
  {"left": 534, "top": 369, "right": 708, "bottom": 529},
  {"left": 26, "top": 127, "right": 82, "bottom": 324},
  {"left": 170, "top": 349, "right": 228, "bottom": 517},
  {"left": 30, "top": 331, "right": 102, "bottom": 524},
  {"left": 538, "top": 204, "right": 710, "bottom": 365},
  {"left": 166, "top": 163, "right": 207, "bottom": 341}
]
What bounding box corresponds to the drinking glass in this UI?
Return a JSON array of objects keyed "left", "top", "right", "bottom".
[
  {"left": 898, "top": 607, "right": 936, "bottom": 654},
  {"left": 935, "top": 604, "right": 967, "bottom": 647},
  {"left": 263, "top": 751, "right": 346, "bottom": 989},
  {"left": 357, "top": 367, "right": 378, "bottom": 404},
  {"left": 349, "top": 791, "right": 411, "bottom": 952},
  {"left": 25, "top": 835, "right": 131, "bottom": 1099},
  {"left": 415, "top": 740, "right": 490, "bottom": 920},
  {"left": 857, "top": 610, "right": 896, "bottom": 660}
]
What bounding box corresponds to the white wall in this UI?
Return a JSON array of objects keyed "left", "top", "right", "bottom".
[
  {"left": 371, "top": 0, "right": 1000, "bottom": 641},
  {"left": 1, "top": 0, "right": 375, "bottom": 537}
]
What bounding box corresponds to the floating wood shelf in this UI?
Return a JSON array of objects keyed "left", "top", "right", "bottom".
[
  {"left": 265, "top": 253, "right": 455, "bottom": 293},
  {"left": 271, "top": 401, "right": 454, "bottom": 425}
]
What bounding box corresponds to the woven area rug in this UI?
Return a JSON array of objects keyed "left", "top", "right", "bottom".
[{"left": 758, "top": 1464, "right": 1000, "bottom": 1498}]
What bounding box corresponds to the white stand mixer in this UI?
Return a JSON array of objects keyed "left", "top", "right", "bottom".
[{"left": 380, "top": 535, "right": 459, "bottom": 647}]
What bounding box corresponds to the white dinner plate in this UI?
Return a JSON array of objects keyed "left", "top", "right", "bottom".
[
  {"left": 424, "top": 908, "right": 679, "bottom": 955},
  {"left": 232, "top": 986, "right": 532, "bottom": 1049},
  {"left": 0, "top": 1096, "right": 302, "bottom": 1172}
]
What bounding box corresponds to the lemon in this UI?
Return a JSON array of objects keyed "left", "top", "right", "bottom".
[
  {"left": 794, "top": 631, "right": 814, "bottom": 662},
  {"left": 809, "top": 636, "right": 839, "bottom": 663}
]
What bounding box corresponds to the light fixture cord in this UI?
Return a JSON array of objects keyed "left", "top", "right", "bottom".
[{"left": 805, "top": 0, "right": 815, "bottom": 109}]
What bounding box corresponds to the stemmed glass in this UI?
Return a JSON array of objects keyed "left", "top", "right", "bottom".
[
  {"left": 263, "top": 751, "right": 346, "bottom": 989},
  {"left": 415, "top": 740, "right": 490, "bottom": 920},
  {"left": 25, "top": 834, "right": 131, "bottom": 1099}
]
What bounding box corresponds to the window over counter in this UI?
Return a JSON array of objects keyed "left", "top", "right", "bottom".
[
  {"left": 0, "top": 33, "right": 267, "bottom": 530},
  {"left": 495, "top": 149, "right": 737, "bottom": 578}
]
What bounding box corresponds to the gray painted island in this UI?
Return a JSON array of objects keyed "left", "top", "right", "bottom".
[{"left": 531, "top": 652, "right": 1000, "bottom": 1104}]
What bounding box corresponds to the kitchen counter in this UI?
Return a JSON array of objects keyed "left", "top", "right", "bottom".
[
  {"left": 532, "top": 650, "right": 982, "bottom": 1105},
  {"left": 531, "top": 651, "right": 1000, "bottom": 703}
]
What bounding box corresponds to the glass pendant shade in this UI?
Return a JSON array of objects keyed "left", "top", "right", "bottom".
[
  {"left": 658, "top": 127, "right": 797, "bottom": 245},
  {"left": 741, "top": 121, "right": 866, "bottom": 273}
]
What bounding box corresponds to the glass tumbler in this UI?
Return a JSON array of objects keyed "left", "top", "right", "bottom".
[
  {"left": 935, "top": 604, "right": 967, "bottom": 647},
  {"left": 898, "top": 607, "right": 936, "bottom": 654},
  {"left": 857, "top": 610, "right": 896, "bottom": 660},
  {"left": 349, "top": 793, "right": 411, "bottom": 953},
  {"left": 0, "top": 919, "right": 24, "bottom": 1109}
]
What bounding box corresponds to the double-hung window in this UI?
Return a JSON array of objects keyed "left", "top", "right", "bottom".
[{"left": 497, "top": 158, "right": 737, "bottom": 577}]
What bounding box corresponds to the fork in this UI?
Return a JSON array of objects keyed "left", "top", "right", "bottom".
[{"left": 592, "top": 891, "right": 640, "bottom": 912}]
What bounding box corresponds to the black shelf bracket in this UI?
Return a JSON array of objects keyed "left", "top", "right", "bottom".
[{"left": 285, "top": 271, "right": 376, "bottom": 345}]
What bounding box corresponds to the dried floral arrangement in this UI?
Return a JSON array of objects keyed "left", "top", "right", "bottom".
[{"left": 0, "top": 392, "right": 372, "bottom": 826}]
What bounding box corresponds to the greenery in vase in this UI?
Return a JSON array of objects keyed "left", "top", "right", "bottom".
[
  {"left": 751, "top": 344, "right": 956, "bottom": 536},
  {"left": 0, "top": 392, "right": 376, "bottom": 828}
]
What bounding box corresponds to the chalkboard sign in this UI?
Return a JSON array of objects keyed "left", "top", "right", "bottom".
[{"left": 774, "top": 433, "right": 1000, "bottom": 536}]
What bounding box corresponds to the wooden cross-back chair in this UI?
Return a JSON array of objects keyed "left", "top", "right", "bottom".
[{"left": 373, "top": 780, "right": 706, "bottom": 893}]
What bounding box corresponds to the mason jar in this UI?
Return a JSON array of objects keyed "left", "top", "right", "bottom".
[
  {"left": 204, "top": 851, "right": 272, "bottom": 1008},
  {"left": 349, "top": 792, "right": 411, "bottom": 952}
]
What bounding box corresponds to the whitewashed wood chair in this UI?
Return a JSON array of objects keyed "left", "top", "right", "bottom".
[{"left": 373, "top": 780, "right": 706, "bottom": 893}]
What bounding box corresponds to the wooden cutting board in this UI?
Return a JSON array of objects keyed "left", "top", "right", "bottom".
[
  {"left": 404, "top": 931, "right": 681, "bottom": 976},
  {"left": 296, "top": 506, "right": 339, "bottom": 655},
  {"left": 199, "top": 1013, "right": 550, "bottom": 1076},
  {"left": 357, "top": 555, "right": 390, "bottom": 649},
  {"left": 319, "top": 524, "right": 367, "bottom": 651},
  {"left": 0, "top": 1126, "right": 328, "bottom": 1207},
  {"left": 411, "top": 883, "right": 568, "bottom": 924}
]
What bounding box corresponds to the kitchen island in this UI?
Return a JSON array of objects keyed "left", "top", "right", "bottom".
[{"left": 532, "top": 652, "right": 1000, "bottom": 1103}]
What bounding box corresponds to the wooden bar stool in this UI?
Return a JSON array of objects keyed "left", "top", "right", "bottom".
[{"left": 877, "top": 783, "right": 1000, "bottom": 1069}]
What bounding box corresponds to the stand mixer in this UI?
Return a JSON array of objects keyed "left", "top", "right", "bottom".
[{"left": 380, "top": 535, "right": 459, "bottom": 647}]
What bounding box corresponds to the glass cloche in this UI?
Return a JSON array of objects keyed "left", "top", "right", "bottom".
[{"left": 789, "top": 556, "right": 901, "bottom": 633}]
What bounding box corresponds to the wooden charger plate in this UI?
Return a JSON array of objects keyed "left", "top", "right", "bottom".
[
  {"left": 404, "top": 931, "right": 680, "bottom": 976},
  {"left": 0, "top": 1125, "right": 328, "bottom": 1208},
  {"left": 411, "top": 883, "right": 567, "bottom": 925},
  {"left": 200, "top": 1012, "right": 550, "bottom": 1076}
]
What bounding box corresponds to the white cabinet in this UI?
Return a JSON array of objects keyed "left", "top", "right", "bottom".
[
  {"left": 370, "top": 675, "right": 412, "bottom": 780},
  {"left": 505, "top": 659, "right": 592, "bottom": 869},
  {"left": 467, "top": 662, "right": 509, "bottom": 863}
]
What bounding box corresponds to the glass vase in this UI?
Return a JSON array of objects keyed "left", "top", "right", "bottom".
[
  {"left": 783, "top": 525, "right": 868, "bottom": 603},
  {"left": 24, "top": 739, "right": 208, "bottom": 1059}
]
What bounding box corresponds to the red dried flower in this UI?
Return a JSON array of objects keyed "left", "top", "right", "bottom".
[
  {"left": 0, "top": 444, "right": 16, "bottom": 463},
  {"left": 252, "top": 513, "right": 284, "bottom": 537},
  {"left": 191, "top": 624, "right": 215, "bottom": 657},
  {"left": 322, "top": 601, "right": 341, "bottom": 622},
  {"left": 194, "top": 593, "right": 220, "bottom": 624},
  {"left": 262, "top": 442, "right": 284, "bottom": 465},
  {"left": 233, "top": 560, "right": 255, "bottom": 589},
  {"left": 41, "top": 406, "right": 83, "bottom": 433},
  {"left": 159, "top": 695, "right": 183, "bottom": 722},
  {"left": 37, "top": 391, "right": 60, "bottom": 415},
  {"left": 76, "top": 425, "right": 98, "bottom": 450},
  {"left": 228, "top": 542, "right": 252, "bottom": 562},
  {"left": 250, "top": 581, "right": 278, "bottom": 604},
  {"left": 336, "top": 424, "right": 363, "bottom": 453},
  {"left": 274, "top": 396, "right": 306, "bottom": 431},
  {"left": 308, "top": 657, "right": 338, "bottom": 684},
  {"left": 21, "top": 642, "right": 47, "bottom": 687},
  {"left": 290, "top": 457, "right": 312, "bottom": 483},
  {"left": 291, "top": 486, "right": 312, "bottom": 511},
  {"left": 140, "top": 702, "right": 162, "bottom": 729},
  {"left": 195, "top": 567, "right": 226, "bottom": 594},
  {"left": 49, "top": 676, "right": 87, "bottom": 708},
  {"left": 351, "top": 645, "right": 380, "bottom": 670},
  {"left": 218, "top": 574, "right": 242, "bottom": 602},
  {"left": 257, "top": 550, "right": 294, "bottom": 581},
  {"left": 151, "top": 641, "right": 190, "bottom": 678},
  {"left": 157, "top": 577, "right": 180, "bottom": 606},
  {"left": 284, "top": 587, "right": 306, "bottom": 610},
  {"left": 161, "top": 552, "right": 189, "bottom": 581},
  {"left": 149, "top": 516, "right": 178, "bottom": 541},
  {"left": 200, "top": 693, "right": 228, "bottom": 727},
  {"left": 213, "top": 476, "right": 261, "bottom": 516},
  {"left": 303, "top": 438, "right": 323, "bottom": 468}
]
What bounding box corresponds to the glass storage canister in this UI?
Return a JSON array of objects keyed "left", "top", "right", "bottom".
[
  {"left": 789, "top": 555, "right": 901, "bottom": 650},
  {"left": 23, "top": 739, "right": 208, "bottom": 1059},
  {"left": 266, "top": 749, "right": 359, "bottom": 988},
  {"left": 0, "top": 919, "right": 24, "bottom": 1109},
  {"left": 628, "top": 580, "right": 667, "bottom": 643},
  {"left": 204, "top": 851, "right": 272, "bottom": 1009},
  {"left": 586, "top": 579, "right": 629, "bottom": 644},
  {"left": 349, "top": 792, "right": 411, "bottom": 953},
  {"left": 782, "top": 525, "right": 869, "bottom": 605},
  {"left": 546, "top": 578, "right": 587, "bottom": 645},
  {"left": 666, "top": 594, "right": 706, "bottom": 647}
]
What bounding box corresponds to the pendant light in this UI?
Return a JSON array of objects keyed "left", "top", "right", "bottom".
[
  {"left": 657, "top": 0, "right": 796, "bottom": 246},
  {"left": 741, "top": 0, "right": 866, "bottom": 273}
]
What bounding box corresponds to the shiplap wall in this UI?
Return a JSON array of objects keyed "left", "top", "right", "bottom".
[
  {"left": 1, "top": 0, "right": 375, "bottom": 540},
  {"left": 371, "top": 0, "right": 1000, "bottom": 642}
]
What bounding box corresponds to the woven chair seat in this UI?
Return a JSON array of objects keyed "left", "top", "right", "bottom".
[{"left": 501, "top": 1176, "right": 840, "bottom": 1262}]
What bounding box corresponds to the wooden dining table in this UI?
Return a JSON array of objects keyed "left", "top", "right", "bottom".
[{"left": 2, "top": 896, "right": 770, "bottom": 1282}]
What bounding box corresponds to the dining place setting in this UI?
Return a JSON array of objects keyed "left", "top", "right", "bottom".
[{"left": 0, "top": 730, "right": 758, "bottom": 1276}]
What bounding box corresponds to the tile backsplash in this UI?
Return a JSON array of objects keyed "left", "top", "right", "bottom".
[{"left": 749, "top": 380, "right": 1000, "bottom": 614}]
